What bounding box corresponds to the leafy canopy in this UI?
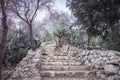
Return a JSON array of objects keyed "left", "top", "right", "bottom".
[{"left": 67, "top": 0, "right": 120, "bottom": 30}]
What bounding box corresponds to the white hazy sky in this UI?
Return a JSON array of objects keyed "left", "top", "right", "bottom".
[
  {"left": 16, "top": 0, "right": 71, "bottom": 29},
  {"left": 55, "top": 0, "right": 70, "bottom": 13},
  {"left": 36, "top": 0, "right": 71, "bottom": 21}
]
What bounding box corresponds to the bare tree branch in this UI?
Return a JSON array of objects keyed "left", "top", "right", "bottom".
[
  {"left": 30, "top": 0, "right": 40, "bottom": 22},
  {"left": 10, "top": 0, "right": 53, "bottom": 50}
]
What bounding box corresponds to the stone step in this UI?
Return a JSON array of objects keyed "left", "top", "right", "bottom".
[
  {"left": 42, "top": 53, "right": 69, "bottom": 56},
  {"left": 41, "top": 59, "right": 78, "bottom": 62},
  {"left": 41, "top": 65, "right": 89, "bottom": 71},
  {"left": 42, "top": 77, "right": 90, "bottom": 80},
  {"left": 41, "top": 62, "right": 82, "bottom": 66},
  {"left": 43, "top": 51, "right": 70, "bottom": 55},
  {"left": 42, "top": 53, "right": 72, "bottom": 56},
  {"left": 41, "top": 59, "right": 75, "bottom": 62},
  {"left": 41, "top": 55, "right": 75, "bottom": 60},
  {"left": 40, "top": 70, "right": 94, "bottom": 77},
  {"left": 41, "top": 59, "right": 81, "bottom": 63}
]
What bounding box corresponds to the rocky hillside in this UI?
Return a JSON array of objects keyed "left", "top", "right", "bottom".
[{"left": 8, "top": 41, "right": 120, "bottom": 80}]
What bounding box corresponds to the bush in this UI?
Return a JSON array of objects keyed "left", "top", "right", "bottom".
[
  {"left": 103, "top": 31, "right": 120, "bottom": 51},
  {"left": 52, "top": 24, "right": 120, "bottom": 51},
  {"left": 90, "top": 36, "right": 101, "bottom": 47},
  {"left": 52, "top": 24, "right": 71, "bottom": 47},
  {"left": 68, "top": 29, "right": 88, "bottom": 48},
  {"left": 4, "top": 29, "right": 41, "bottom": 66},
  {"left": 52, "top": 24, "right": 71, "bottom": 37}
]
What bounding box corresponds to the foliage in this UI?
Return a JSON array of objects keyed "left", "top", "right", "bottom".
[
  {"left": 4, "top": 29, "right": 41, "bottom": 66},
  {"left": 68, "top": 29, "right": 88, "bottom": 48},
  {"left": 103, "top": 31, "right": 120, "bottom": 51},
  {"left": 67, "top": 0, "right": 120, "bottom": 39},
  {"left": 52, "top": 24, "right": 71, "bottom": 38},
  {"left": 67, "top": 0, "right": 120, "bottom": 50},
  {"left": 68, "top": 29, "right": 101, "bottom": 48},
  {"left": 67, "top": 0, "right": 120, "bottom": 29},
  {"left": 52, "top": 24, "right": 71, "bottom": 47},
  {"left": 90, "top": 36, "right": 101, "bottom": 47}
]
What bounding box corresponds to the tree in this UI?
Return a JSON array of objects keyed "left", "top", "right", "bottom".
[
  {"left": 36, "top": 10, "right": 74, "bottom": 43},
  {"left": 48, "top": 10, "right": 73, "bottom": 26},
  {"left": 0, "top": 0, "right": 9, "bottom": 79},
  {"left": 11, "top": 0, "right": 53, "bottom": 50},
  {"left": 67, "top": 0, "right": 120, "bottom": 47},
  {"left": 52, "top": 24, "right": 71, "bottom": 47}
]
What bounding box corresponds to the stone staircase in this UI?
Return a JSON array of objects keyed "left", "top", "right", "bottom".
[{"left": 40, "top": 42, "right": 95, "bottom": 80}]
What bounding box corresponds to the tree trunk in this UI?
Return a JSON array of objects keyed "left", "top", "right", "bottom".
[
  {"left": 108, "top": 21, "right": 113, "bottom": 32},
  {"left": 87, "top": 34, "right": 91, "bottom": 48},
  {"left": 29, "top": 23, "right": 35, "bottom": 51},
  {"left": 0, "top": 30, "right": 8, "bottom": 79},
  {"left": 0, "top": 0, "right": 8, "bottom": 79}
]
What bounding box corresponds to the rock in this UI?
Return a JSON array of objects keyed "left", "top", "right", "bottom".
[
  {"left": 119, "top": 71, "right": 120, "bottom": 75},
  {"left": 93, "top": 54, "right": 98, "bottom": 58},
  {"left": 100, "top": 52, "right": 106, "bottom": 57},
  {"left": 107, "top": 52, "right": 116, "bottom": 57},
  {"left": 102, "top": 57, "right": 108, "bottom": 61},
  {"left": 106, "top": 60, "right": 119, "bottom": 65},
  {"left": 88, "top": 55, "right": 93, "bottom": 59},
  {"left": 104, "top": 65, "right": 119, "bottom": 74},
  {"left": 91, "top": 58, "right": 103, "bottom": 66},
  {"left": 83, "top": 56, "right": 88, "bottom": 60},
  {"left": 32, "top": 77, "right": 41, "bottom": 80},
  {"left": 8, "top": 50, "right": 41, "bottom": 80},
  {"left": 100, "top": 74, "right": 106, "bottom": 79},
  {"left": 109, "top": 56, "right": 116, "bottom": 59},
  {"left": 81, "top": 50, "right": 86, "bottom": 56},
  {"left": 32, "top": 58, "right": 40, "bottom": 63},
  {"left": 99, "top": 57, "right": 103, "bottom": 60},
  {"left": 84, "top": 60, "right": 91, "bottom": 66},
  {"left": 106, "top": 76, "right": 115, "bottom": 80},
  {"left": 114, "top": 75, "right": 120, "bottom": 79},
  {"left": 23, "top": 77, "right": 41, "bottom": 80}
]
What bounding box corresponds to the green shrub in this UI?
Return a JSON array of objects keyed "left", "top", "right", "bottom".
[
  {"left": 52, "top": 24, "right": 71, "bottom": 47},
  {"left": 4, "top": 29, "right": 41, "bottom": 66},
  {"left": 91, "top": 36, "right": 101, "bottom": 47},
  {"left": 66, "top": 29, "right": 88, "bottom": 48},
  {"left": 52, "top": 25, "right": 120, "bottom": 51},
  {"left": 52, "top": 24, "right": 71, "bottom": 37},
  {"left": 103, "top": 31, "right": 120, "bottom": 51}
]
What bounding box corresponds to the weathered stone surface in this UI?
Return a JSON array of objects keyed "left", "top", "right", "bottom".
[
  {"left": 40, "top": 71, "right": 94, "bottom": 77},
  {"left": 119, "top": 71, "right": 120, "bottom": 75},
  {"left": 106, "top": 60, "right": 119, "bottom": 65},
  {"left": 7, "top": 41, "right": 120, "bottom": 80},
  {"left": 42, "top": 77, "right": 89, "bottom": 80},
  {"left": 8, "top": 50, "right": 42, "bottom": 80},
  {"left": 104, "top": 65, "right": 119, "bottom": 74},
  {"left": 107, "top": 52, "right": 116, "bottom": 56}
]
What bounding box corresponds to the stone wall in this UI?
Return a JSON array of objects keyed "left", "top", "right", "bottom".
[
  {"left": 8, "top": 42, "right": 120, "bottom": 80},
  {"left": 8, "top": 49, "right": 42, "bottom": 80},
  {"left": 62, "top": 45, "right": 120, "bottom": 80}
]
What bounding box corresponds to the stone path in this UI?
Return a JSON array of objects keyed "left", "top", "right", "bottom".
[{"left": 40, "top": 42, "right": 95, "bottom": 80}]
